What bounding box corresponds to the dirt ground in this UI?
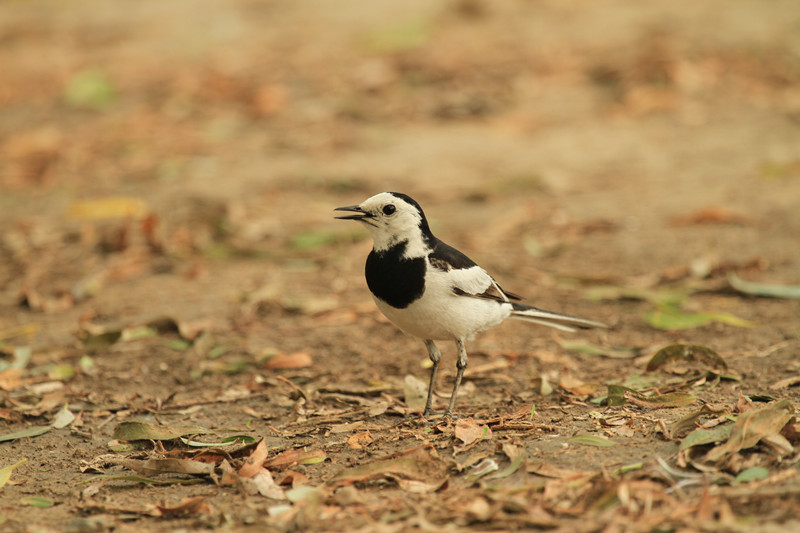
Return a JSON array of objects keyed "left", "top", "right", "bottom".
[{"left": 2, "top": 0, "right": 800, "bottom": 531}]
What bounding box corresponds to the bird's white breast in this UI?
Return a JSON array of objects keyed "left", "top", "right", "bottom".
[{"left": 373, "top": 263, "right": 513, "bottom": 341}]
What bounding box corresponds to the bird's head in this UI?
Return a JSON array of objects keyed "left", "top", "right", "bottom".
[{"left": 335, "top": 192, "right": 433, "bottom": 255}]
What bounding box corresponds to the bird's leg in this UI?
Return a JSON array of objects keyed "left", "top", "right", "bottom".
[
  {"left": 422, "top": 340, "right": 441, "bottom": 418},
  {"left": 443, "top": 338, "right": 468, "bottom": 419}
]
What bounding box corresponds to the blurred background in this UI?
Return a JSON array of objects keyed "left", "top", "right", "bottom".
[
  {"left": 1, "top": 0, "right": 799, "bottom": 351},
  {"left": 2, "top": 2, "right": 800, "bottom": 529}
]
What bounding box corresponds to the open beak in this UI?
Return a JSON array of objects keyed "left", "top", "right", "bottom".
[{"left": 334, "top": 204, "right": 371, "bottom": 220}]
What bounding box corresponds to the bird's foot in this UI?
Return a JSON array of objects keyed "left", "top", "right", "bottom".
[{"left": 417, "top": 409, "right": 462, "bottom": 425}]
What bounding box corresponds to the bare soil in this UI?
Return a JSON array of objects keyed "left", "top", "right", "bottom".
[{"left": 2, "top": 1, "right": 800, "bottom": 531}]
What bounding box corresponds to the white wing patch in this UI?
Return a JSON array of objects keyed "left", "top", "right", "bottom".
[
  {"left": 429, "top": 256, "right": 515, "bottom": 303},
  {"left": 449, "top": 265, "right": 493, "bottom": 296}
]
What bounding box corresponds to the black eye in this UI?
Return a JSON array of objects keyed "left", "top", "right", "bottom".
[{"left": 382, "top": 204, "right": 396, "bottom": 216}]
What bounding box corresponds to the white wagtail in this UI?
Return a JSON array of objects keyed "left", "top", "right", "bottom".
[{"left": 335, "top": 192, "right": 608, "bottom": 419}]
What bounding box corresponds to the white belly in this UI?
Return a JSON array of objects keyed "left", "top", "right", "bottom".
[{"left": 373, "top": 269, "right": 512, "bottom": 341}]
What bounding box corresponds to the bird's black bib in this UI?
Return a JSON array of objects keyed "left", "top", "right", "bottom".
[{"left": 365, "top": 241, "right": 426, "bottom": 309}]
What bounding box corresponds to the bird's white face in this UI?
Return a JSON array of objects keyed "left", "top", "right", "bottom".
[{"left": 335, "top": 192, "right": 431, "bottom": 256}]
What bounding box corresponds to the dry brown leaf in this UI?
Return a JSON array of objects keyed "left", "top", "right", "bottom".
[
  {"left": 704, "top": 399, "right": 795, "bottom": 463},
  {"left": 241, "top": 468, "right": 286, "bottom": 499},
  {"left": 527, "top": 462, "right": 591, "bottom": 480},
  {"left": 670, "top": 205, "right": 757, "bottom": 227},
  {"left": 330, "top": 446, "right": 452, "bottom": 492},
  {"left": 155, "top": 496, "right": 211, "bottom": 517},
  {"left": 264, "top": 351, "right": 313, "bottom": 370},
  {"left": 119, "top": 458, "right": 215, "bottom": 477},
  {"left": 238, "top": 439, "right": 269, "bottom": 478},
  {"left": 263, "top": 448, "right": 326, "bottom": 470},
  {"left": 277, "top": 470, "right": 309, "bottom": 488},
  {"left": 769, "top": 375, "right": 800, "bottom": 390},
  {"left": 0, "top": 369, "right": 24, "bottom": 392},
  {"left": 347, "top": 431, "right": 374, "bottom": 449},
  {"left": 455, "top": 418, "right": 492, "bottom": 447}
]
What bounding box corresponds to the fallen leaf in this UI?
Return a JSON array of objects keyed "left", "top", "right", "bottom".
[
  {"left": 242, "top": 469, "right": 286, "bottom": 500},
  {"left": 670, "top": 205, "right": 756, "bottom": 226},
  {"left": 624, "top": 390, "right": 696, "bottom": 409},
  {"left": 769, "top": 376, "right": 800, "bottom": 390},
  {"left": 277, "top": 470, "right": 308, "bottom": 488},
  {"left": 455, "top": 418, "right": 492, "bottom": 447},
  {"left": 285, "top": 485, "right": 321, "bottom": 503},
  {"left": 119, "top": 458, "right": 215, "bottom": 477},
  {"left": 403, "top": 374, "right": 428, "bottom": 410},
  {"left": 63, "top": 68, "right": 116, "bottom": 110},
  {"left": 668, "top": 405, "right": 729, "bottom": 439},
  {"left": 155, "top": 496, "right": 211, "bottom": 516},
  {"left": 735, "top": 466, "right": 770, "bottom": 483},
  {"left": 567, "top": 434, "right": 616, "bottom": 447},
  {"left": 20, "top": 496, "right": 53, "bottom": 508},
  {"left": 263, "top": 448, "right": 326, "bottom": 469},
  {"left": 66, "top": 195, "right": 147, "bottom": 221},
  {"left": 330, "top": 446, "right": 451, "bottom": 492},
  {"left": 264, "top": 351, "right": 313, "bottom": 370},
  {"left": 704, "top": 399, "right": 795, "bottom": 463},
  {"left": 0, "top": 426, "right": 52, "bottom": 442},
  {"left": 645, "top": 305, "right": 755, "bottom": 331},
  {"left": 0, "top": 459, "right": 27, "bottom": 488},
  {"left": 239, "top": 439, "right": 269, "bottom": 478},
  {"left": 559, "top": 373, "right": 598, "bottom": 396},
  {"left": 347, "top": 431, "right": 374, "bottom": 449},
  {"left": 586, "top": 285, "right": 687, "bottom": 306},
  {"left": 112, "top": 421, "right": 210, "bottom": 441},
  {"left": 485, "top": 454, "right": 525, "bottom": 481},
  {"left": 52, "top": 404, "right": 75, "bottom": 429},
  {"left": 527, "top": 461, "right": 589, "bottom": 479},
  {"left": 0, "top": 369, "right": 24, "bottom": 392},
  {"left": 646, "top": 344, "right": 727, "bottom": 374},
  {"left": 728, "top": 274, "right": 800, "bottom": 299},
  {"left": 679, "top": 425, "right": 733, "bottom": 452},
  {"left": 77, "top": 474, "right": 206, "bottom": 487},
  {"left": 465, "top": 458, "right": 499, "bottom": 482}
]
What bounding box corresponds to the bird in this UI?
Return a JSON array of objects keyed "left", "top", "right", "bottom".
[{"left": 335, "top": 192, "right": 608, "bottom": 419}]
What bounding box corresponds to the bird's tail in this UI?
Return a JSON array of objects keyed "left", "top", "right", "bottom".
[{"left": 510, "top": 303, "right": 608, "bottom": 332}]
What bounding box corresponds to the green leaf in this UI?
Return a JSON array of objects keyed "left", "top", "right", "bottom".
[
  {"left": 121, "top": 326, "right": 158, "bottom": 341},
  {"left": 567, "top": 434, "right": 616, "bottom": 447},
  {"left": 679, "top": 425, "right": 733, "bottom": 451},
  {"left": 20, "top": 496, "right": 53, "bottom": 508},
  {"left": 166, "top": 339, "right": 192, "bottom": 351},
  {"left": 78, "top": 355, "right": 96, "bottom": 372},
  {"left": 586, "top": 285, "right": 688, "bottom": 306},
  {"left": 0, "top": 459, "right": 27, "bottom": 489},
  {"left": 360, "top": 19, "right": 430, "bottom": 54},
  {"left": 0, "top": 426, "right": 52, "bottom": 443},
  {"left": 645, "top": 305, "right": 755, "bottom": 331},
  {"left": 49, "top": 364, "right": 75, "bottom": 380},
  {"left": 729, "top": 274, "right": 800, "bottom": 299},
  {"left": 64, "top": 68, "right": 115, "bottom": 110},
  {"left": 614, "top": 462, "right": 644, "bottom": 475},
  {"left": 607, "top": 385, "right": 636, "bottom": 406},
  {"left": 485, "top": 454, "right": 525, "bottom": 481},
  {"left": 735, "top": 466, "right": 770, "bottom": 483}
]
